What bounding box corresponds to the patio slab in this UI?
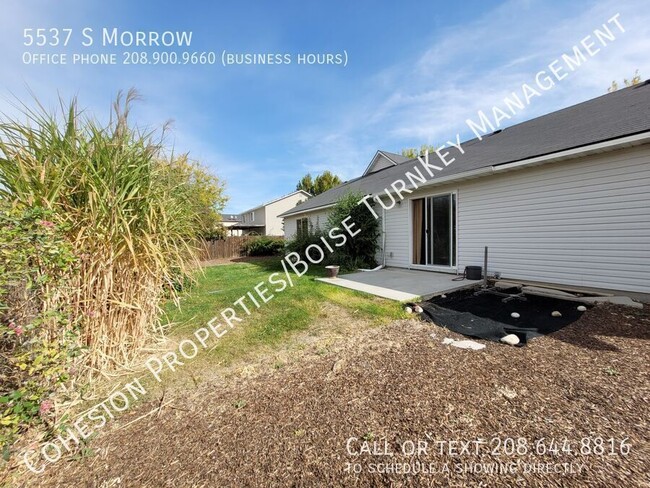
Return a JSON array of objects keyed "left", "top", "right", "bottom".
[{"left": 316, "top": 268, "right": 477, "bottom": 302}]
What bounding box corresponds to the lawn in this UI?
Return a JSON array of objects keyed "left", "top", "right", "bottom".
[{"left": 162, "top": 257, "right": 406, "bottom": 372}]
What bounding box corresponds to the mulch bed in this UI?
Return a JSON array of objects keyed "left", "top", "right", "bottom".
[{"left": 14, "top": 303, "right": 650, "bottom": 487}]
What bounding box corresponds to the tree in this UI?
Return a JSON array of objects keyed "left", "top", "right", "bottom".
[
  {"left": 156, "top": 155, "right": 228, "bottom": 239},
  {"left": 313, "top": 170, "right": 342, "bottom": 195},
  {"left": 608, "top": 69, "right": 642, "bottom": 92},
  {"left": 296, "top": 170, "right": 342, "bottom": 196},
  {"left": 296, "top": 173, "right": 315, "bottom": 195},
  {"left": 401, "top": 144, "right": 437, "bottom": 159}
]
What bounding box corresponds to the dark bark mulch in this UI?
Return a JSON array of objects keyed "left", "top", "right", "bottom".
[{"left": 15, "top": 303, "right": 650, "bottom": 487}]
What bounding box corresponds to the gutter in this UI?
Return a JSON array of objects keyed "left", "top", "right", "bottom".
[{"left": 279, "top": 202, "right": 336, "bottom": 219}]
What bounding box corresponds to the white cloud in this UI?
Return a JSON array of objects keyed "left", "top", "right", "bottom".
[
  {"left": 2, "top": 0, "right": 649, "bottom": 213},
  {"left": 293, "top": 0, "right": 650, "bottom": 178}
]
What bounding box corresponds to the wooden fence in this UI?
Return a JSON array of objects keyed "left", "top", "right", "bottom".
[{"left": 199, "top": 236, "right": 254, "bottom": 260}]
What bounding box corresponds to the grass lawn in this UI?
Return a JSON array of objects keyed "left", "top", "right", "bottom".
[{"left": 162, "top": 257, "right": 406, "bottom": 372}]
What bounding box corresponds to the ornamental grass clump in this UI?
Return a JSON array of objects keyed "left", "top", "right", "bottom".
[{"left": 0, "top": 90, "right": 211, "bottom": 371}]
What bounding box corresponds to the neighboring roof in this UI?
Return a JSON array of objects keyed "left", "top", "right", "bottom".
[
  {"left": 220, "top": 214, "right": 241, "bottom": 223},
  {"left": 280, "top": 81, "right": 650, "bottom": 218},
  {"left": 231, "top": 223, "right": 265, "bottom": 229},
  {"left": 239, "top": 189, "right": 311, "bottom": 214}
]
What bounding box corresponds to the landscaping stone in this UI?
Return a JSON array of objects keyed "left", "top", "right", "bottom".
[
  {"left": 442, "top": 338, "right": 486, "bottom": 350},
  {"left": 500, "top": 334, "right": 520, "bottom": 346}
]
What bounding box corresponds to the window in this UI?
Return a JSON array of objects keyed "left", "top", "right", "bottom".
[
  {"left": 412, "top": 193, "right": 456, "bottom": 267},
  {"left": 296, "top": 217, "right": 309, "bottom": 238}
]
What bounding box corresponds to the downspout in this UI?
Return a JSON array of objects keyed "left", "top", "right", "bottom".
[{"left": 382, "top": 205, "right": 386, "bottom": 267}]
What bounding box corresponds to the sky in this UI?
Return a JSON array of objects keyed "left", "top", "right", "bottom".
[{"left": 1, "top": 0, "right": 649, "bottom": 213}]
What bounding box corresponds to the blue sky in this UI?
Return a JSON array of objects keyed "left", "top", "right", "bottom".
[{"left": 1, "top": 0, "right": 649, "bottom": 213}]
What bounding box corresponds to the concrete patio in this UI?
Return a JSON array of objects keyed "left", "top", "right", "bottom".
[{"left": 316, "top": 268, "right": 477, "bottom": 302}]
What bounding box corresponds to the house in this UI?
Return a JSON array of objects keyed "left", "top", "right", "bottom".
[
  {"left": 229, "top": 190, "right": 311, "bottom": 236},
  {"left": 219, "top": 214, "right": 243, "bottom": 236},
  {"left": 280, "top": 82, "right": 650, "bottom": 294}
]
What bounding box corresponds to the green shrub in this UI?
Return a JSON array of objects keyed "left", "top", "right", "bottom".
[
  {"left": 285, "top": 228, "right": 327, "bottom": 259},
  {"left": 327, "top": 192, "right": 380, "bottom": 270},
  {"left": 242, "top": 236, "right": 285, "bottom": 256},
  {"left": 0, "top": 203, "right": 81, "bottom": 452},
  {"left": 284, "top": 192, "right": 380, "bottom": 271}
]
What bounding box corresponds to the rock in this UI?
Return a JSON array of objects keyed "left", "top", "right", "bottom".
[
  {"left": 326, "top": 358, "right": 346, "bottom": 380},
  {"left": 497, "top": 386, "right": 518, "bottom": 399},
  {"left": 404, "top": 306, "right": 413, "bottom": 314},
  {"left": 510, "top": 312, "right": 520, "bottom": 319},
  {"left": 551, "top": 311, "right": 562, "bottom": 317},
  {"left": 443, "top": 338, "right": 486, "bottom": 350},
  {"left": 331, "top": 359, "right": 346, "bottom": 373},
  {"left": 500, "top": 334, "right": 520, "bottom": 346},
  {"left": 577, "top": 305, "right": 587, "bottom": 312},
  {"left": 440, "top": 294, "right": 446, "bottom": 298},
  {"left": 413, "top": 305, "right": 423, "bottom": 313}
]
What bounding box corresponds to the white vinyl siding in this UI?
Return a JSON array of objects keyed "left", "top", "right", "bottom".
[
  {"left": 382, "top": 203, "right": 409, "bottom": 267},
  {"left": 283, "top": 209, "right": 331, "bottom": 239},
  {"left": 382, "top": 144, "right": 650, "bottom": 294}
]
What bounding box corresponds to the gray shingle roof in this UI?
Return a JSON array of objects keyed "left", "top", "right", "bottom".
[{"left": 280, "top": 81, "right": 650, "bottom": 217}]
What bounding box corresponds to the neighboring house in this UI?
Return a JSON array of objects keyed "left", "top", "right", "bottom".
[
  {"left": 220, "top": 214, "right": 243, "bottom": 236},
  {"left": 230, "top": 190, "right": 311, "bottom": 236},
  {"left": 280, "top": 82, "right": 650, "bottom": 294}
]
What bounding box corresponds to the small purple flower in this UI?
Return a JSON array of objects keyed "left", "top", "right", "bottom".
[
  {"left": 39, "top": 220, "right": 55, "bottom": 228},
  {"left": 39, "top": 400, "right": 54, "bottom": 416},
  {"left": 8, "top": 321, "right": 23, "bottom": 336}
]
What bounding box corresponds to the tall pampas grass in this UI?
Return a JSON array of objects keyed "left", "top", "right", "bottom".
[{"left": 0, "top": 90, "right": 203, "bottom": 371}]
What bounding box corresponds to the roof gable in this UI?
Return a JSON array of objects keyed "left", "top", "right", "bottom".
[{"left": 362, "top": 150, "right": 410, "bottom": 175}]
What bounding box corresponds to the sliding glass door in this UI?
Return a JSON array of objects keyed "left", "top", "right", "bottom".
[{"left": 412, "top": 194, "right": 456, "bottom": 267}]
